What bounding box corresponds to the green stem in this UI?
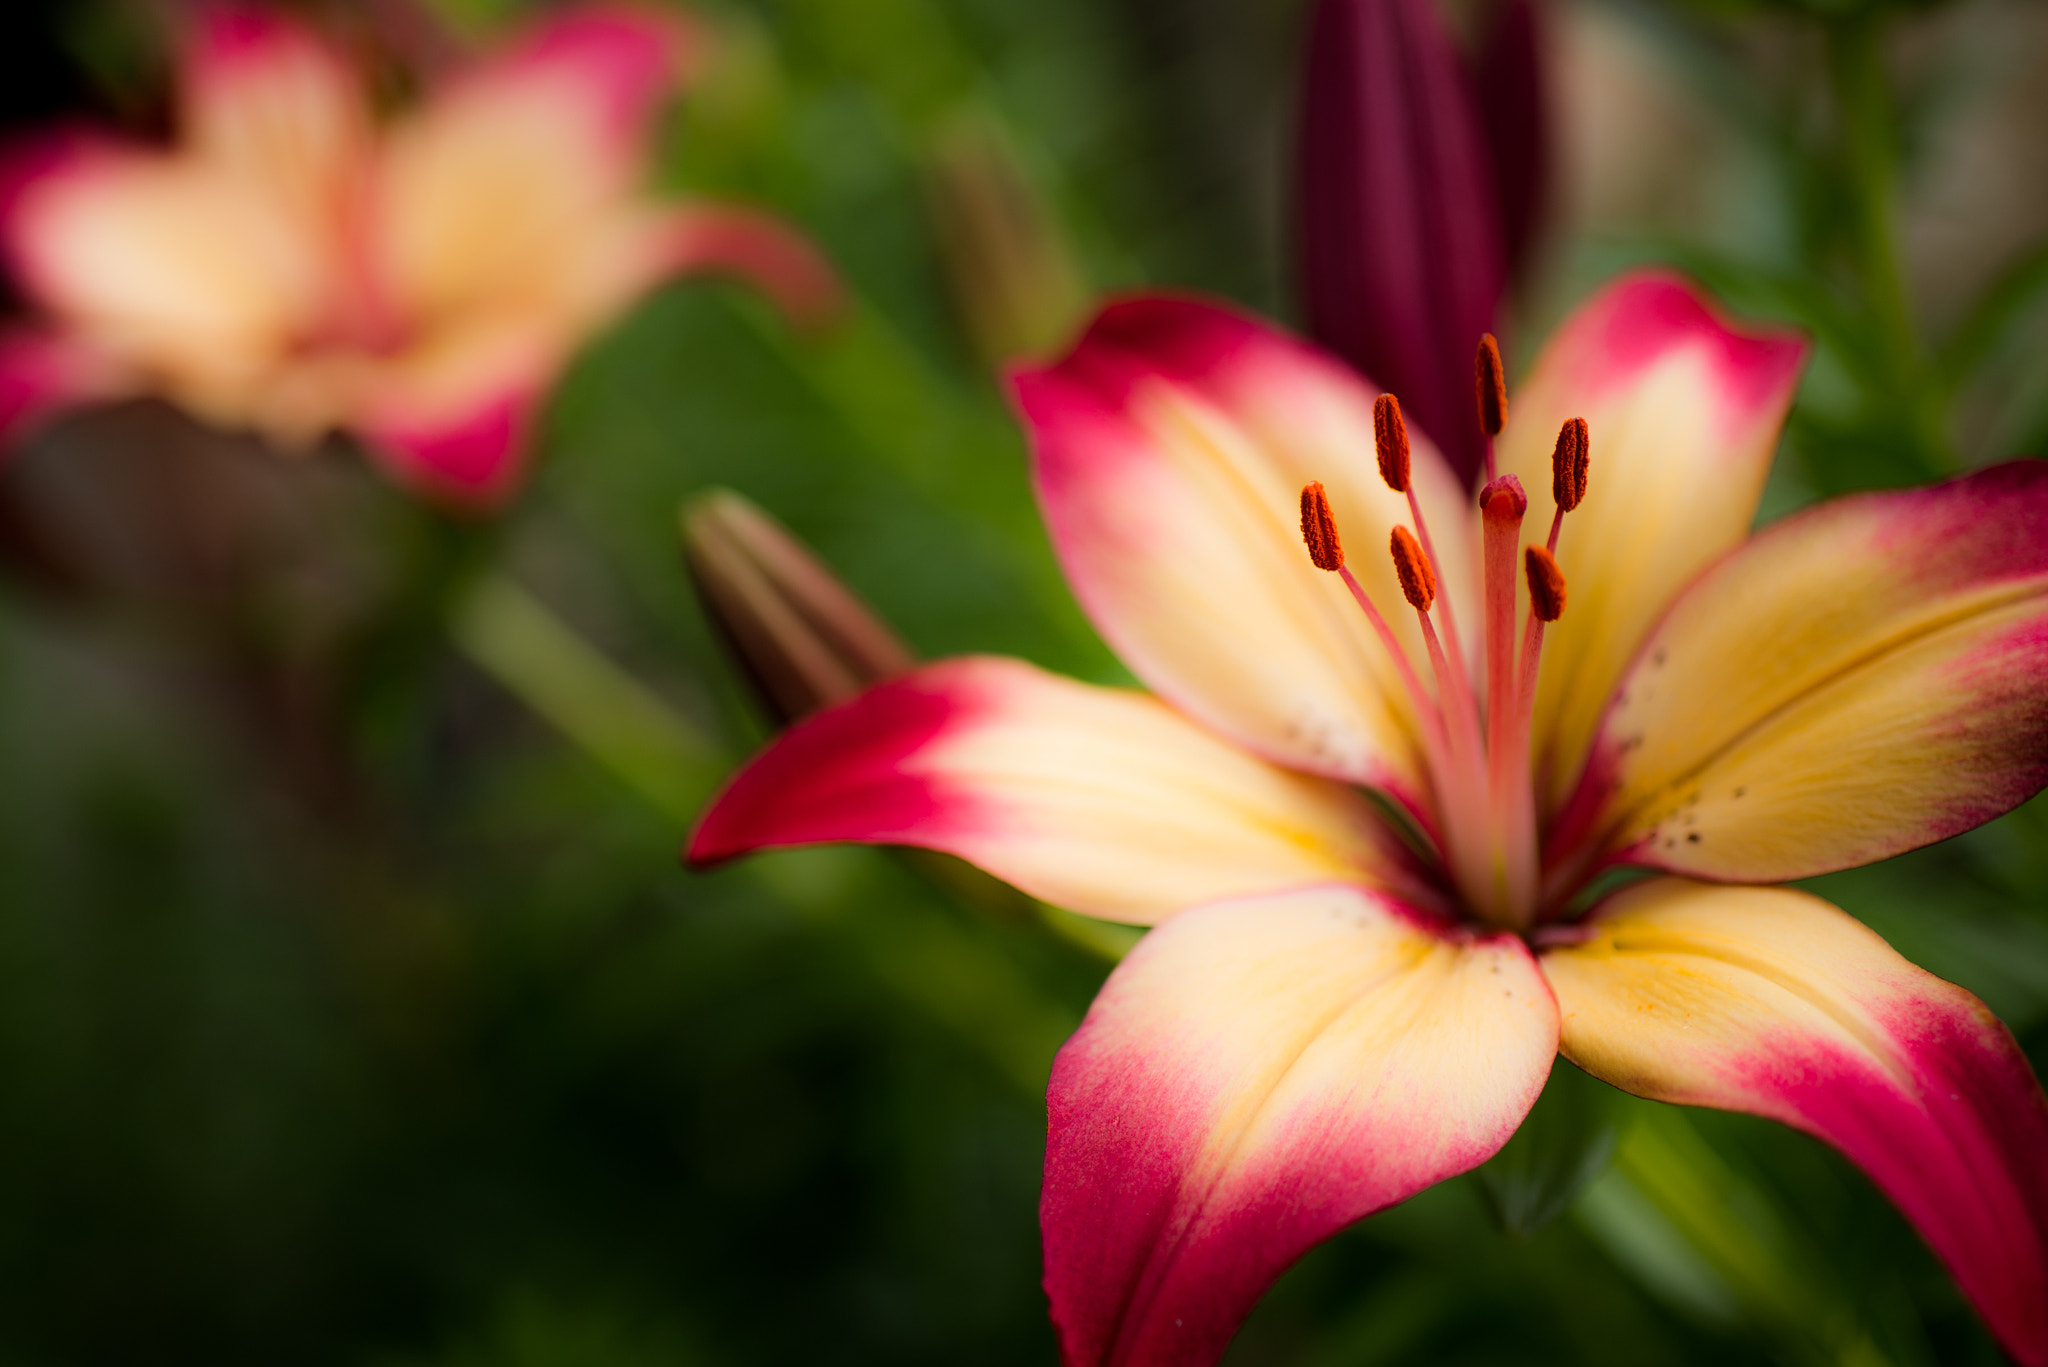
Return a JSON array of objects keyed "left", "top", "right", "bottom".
[
  {"left": 446, "top": 574, "right": 1085, "bottom": 1092},
  {"left": 1826, "top": 12, "right": 1949, "bottom": 473},
  {"left": 448, "top": 575, "right": 726, "bottom": 823}
]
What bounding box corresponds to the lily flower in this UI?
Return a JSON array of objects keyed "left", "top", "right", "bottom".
[
  {"left": 688, "top": 271, "right": 2048, "bottom": 1367},
  {"left": 0, "top": 3, "right": 836, "bottom": 509}
]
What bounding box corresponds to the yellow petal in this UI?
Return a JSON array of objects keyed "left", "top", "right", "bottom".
[
  {"left": 1564, "top": 462, "right": 2048, "bottom": 882},
  {"left": 1541, "top": 878, "right": 2048, "bottom": 1367}
]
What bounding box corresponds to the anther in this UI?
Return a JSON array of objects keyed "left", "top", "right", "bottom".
[
  {"left": 1390, "top": 526, "right": 1437, "bottom": 611},
  {"left": 1373, "top": 394, "right": 1410, "bottom": 493},
  {"left": 1480, "top": 474, "right": 1527, "bottom": 520},
  {"left": 1299, "top": 482, "right": 1344, "bottom": 572},
  {"left": 1551, "top": 417, "right": 1589, "bottom": 511},
  {"left": 1475, "top": 334, "right": 1507, "bottom": 438},
  {"left": 1525, "top": 545, "right": 1567, "bottom": 622}
]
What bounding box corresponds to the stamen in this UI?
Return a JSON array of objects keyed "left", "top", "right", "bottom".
[
  {"left": 1389, "top": 526, "right": 1436, "bottom": 611},
  {"left": 1525, "top": 545, "right": 1567, "bottom": 622},
  {"left": 1475, "top": 334, "right": 1507, "bottom": 482},
  {"left": 1373, "top": 394, "right": 1410, "bottom": 492},
  {"left": 1498, "top": 544, "right": 1570, "bottom": 924},
  {"left": 1546, "top": 416, "right": 1589, "bottom": 552},
  {"left": 1390, "top": 522, "right": 1493, "bottom": 915},
  {"left": 1551, "top": 417, "right": 1589, "bottom": 511},
  {"left": 1374, "top": 391, "right": 1473, "bottom": 697},
  {"left": 1300, "top": 481, "right": 1344, "bottom": 571},
  {"left": 1297, "top": 484, "right": 1456, "bottom": 818}
]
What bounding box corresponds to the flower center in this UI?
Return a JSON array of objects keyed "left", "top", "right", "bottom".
[{"left": 1300, "top": 340, "right": 1589, "bottom": 931}]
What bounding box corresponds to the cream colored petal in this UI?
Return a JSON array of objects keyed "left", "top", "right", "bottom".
[
  {"left": 370, "top": 7, "right": 685, "bottom": 335},
  {"left": 1048, "top": 885, "right": 1556, "bottom": 1365},
  {"left": 1493, "top": 272, "right": 1805, "bottom": 812},
  {"left": 8, "top": 145, "right": 332, "bottom": 419},
  {"left": 178, "top": 9, "right": 368, "bottom": 232},
  {"left": 691, "top": 656, "right": 1419, "bottom": 926},
  {"left": 1012, "top": 295, "right": 1478, "bottom": 807}
]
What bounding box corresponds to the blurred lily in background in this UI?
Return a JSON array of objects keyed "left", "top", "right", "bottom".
[
  {"left": 689, "top": 271, "right": 2048, "bottom": 1367},
  {"left": 0, "top": 1, "right": 836, "bottom": 509},
  {"left": 1296, "top": 0, "right": 1546, "bottom": 485}
]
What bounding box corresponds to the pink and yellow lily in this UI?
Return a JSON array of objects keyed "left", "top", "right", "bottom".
[
  {"left": 690, "top": 272, "right": 2048, "bottom": 1367},
  {"left": 0, "top": 3, "right": 835, "bottom": 509}
]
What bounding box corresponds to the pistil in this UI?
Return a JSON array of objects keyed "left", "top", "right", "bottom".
[{"left": 1479, "top": 475, "right": 1534, "bottom": 917}]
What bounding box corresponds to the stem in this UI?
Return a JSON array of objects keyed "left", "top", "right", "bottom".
[
  {"left": 450, "top": 574, "right": 1085, "bottom": 1089},
  {"left": 1826, "top": 12, "right": 1949, "bottom": 474},
  {"left": 448, "top": 575, "right": 727, "bottom": 824}
]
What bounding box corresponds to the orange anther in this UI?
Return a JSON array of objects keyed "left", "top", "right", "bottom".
[
  {"left": 1475, "top": 334, "right": 1507, "bottom": 437},
  {"left": 1390, "top": 525, "right": 1437, "bottom": 611},
  {"left": 1552, "top": 417, "right": 1589, "bottom": 511},
  {"left": 1300, "top": 482, "right": 1344, "bottom": 572},
  {"left": 1373, "top": 393, "right": 1411, "bottom": 493},
  {"left": 1525, "top": 544, "right": 1567, "bottom": 622}
]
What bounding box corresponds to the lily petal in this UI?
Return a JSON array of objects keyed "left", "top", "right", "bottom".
[
  {"left": 1561, "top": 461, "right": 2048, "bottom": 882},
  {"left": 371, "top": 6, "right": 689, "bottom": 335},
  {"left": 481, "top": 5, "right": 697, "bottom": 160},
  {"left": 1046, "top": 884, "right": 1557, "bottom": 1367},
  {"left": 689, "top": 656, "right": 1409, "bottom": 925},
  {"left": 1492, "top": 272, "right": 1806, "bottom": 814},
  {"left": 178, "top": 6, "right": 368, "bottom": 229},
  {"left": 353, "top": 320, "right": 551, "bottom": 509},
  {"left": 1011, "top": 295, "right": 1479, "bottom": 803},
  {"left": 1541, "top": 879, "right": 2048, "bottom": 1367},
  {"left": 2, "top": 137, "right": 331, "bottom": 415},
  {"left": 659, "top": 204, "right": 842, "bottom": 329},
  {"left": 0, "top": 329, "right": 121, "bottom": 443}
]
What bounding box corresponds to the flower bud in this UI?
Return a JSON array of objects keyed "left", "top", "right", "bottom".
[
  {"left": 924, "top": 109, "right": 1088, "bottom": 367},
  {"left": 681, "top": 489, "right": 913, "bottom": 726}
]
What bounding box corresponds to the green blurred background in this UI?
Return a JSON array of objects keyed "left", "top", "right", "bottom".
[{"left": 0, "top": 0, "right": 2044, "bottom": 1362}]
